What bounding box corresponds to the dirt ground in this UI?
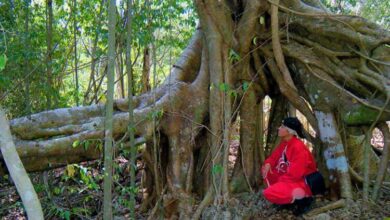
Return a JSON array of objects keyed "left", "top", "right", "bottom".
[
  {"left": 201, "top": 191, "right": 390, "bottom": 220},
  {"left": 2, "top": 173, "right": 390, "bottom": 220}
]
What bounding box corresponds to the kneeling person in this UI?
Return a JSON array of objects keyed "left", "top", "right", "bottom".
[{"left": 262, "top": 117, "right": 317, "bottom": 215}]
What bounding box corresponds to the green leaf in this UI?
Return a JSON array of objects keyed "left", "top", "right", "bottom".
[
  {"left": 252, "top": 37, "right": 258, "bottom": 45},
  {"left": 0, "top": 54, "right": 7, "bottom": 71},
  {"left": 259, "top": 16, "right": 265, "bottom": 25},
  {"left": 129, "top": 186, "right": 139, "bottom": 194},
  {"left": 72, "top": 140, "right": 80, "bottom": 148},
  {"left": 53, "top": 187, "right": 62, "bottom": 195},
  {"left": 229, "top": 90, "right": 237, "bottom": 98},
  {"left": 98, "top": 143, "right": 103, "bottom": 152},
  {"left": 212, "top": 164, "right": 223, "bottom": 175},
  {"left": 219, "top": 83, "right": 230, "bottom": 92},
  {"left": 80, "top": 172, "right": 89, "bottom": 184},
  {"left": 149, "top": 109, "right": 164, "bottom": 120},
  {"left": 228, "top": 49, "right": 240, "bottom": 62},
  {"left": 242, "top": 82, "right": 249, "bottom": 92},
  {"left": 63, "top": 210, "right": 71, "bottom": 220},
  {"left": 89, "top": 181, "right": 99, "bottom": 190},
  {"left": 33, "top": 183, "right": 45, "bottom": 193},
  {"left": 84, "top": 141, "right": 90, "bottom": 150},
  {"left": 66, "top": 165, "right": 76, "bottom": 177}
]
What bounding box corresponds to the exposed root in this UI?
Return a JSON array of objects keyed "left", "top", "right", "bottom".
[
  {"left": 304, "top": 199, "right": 346, "bottom": 217},
  {"left": 146, "top": 187, "right": 167, "bottom": 220},
  {"left": 192, "top": 188, "right": 213, "bottom": 220}
]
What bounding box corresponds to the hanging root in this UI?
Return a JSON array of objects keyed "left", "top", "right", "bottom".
[
  {"left": 270, "top": 0, "right": 297, "bottom": 89},
  {"left": 258, "top": 0, "right": 390, "bottom": 121},
  {"left": 261, "top": 48, "right": 318, "bottom": 129}
]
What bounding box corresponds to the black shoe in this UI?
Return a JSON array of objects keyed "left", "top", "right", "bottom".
[
  {"left": 292, "top": 197, "right": 314, "bottom": 216},
  {"left": 273, "top": 203, "right": 294, "bottom": 211}
]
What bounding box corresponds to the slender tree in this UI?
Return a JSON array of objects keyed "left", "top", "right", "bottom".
[
  {"left": 141, "top": 0, "right": 152, "bottom": 93},
  {"left": 73, "top": 0, "right": 79, "bottom": 106},
  {"left": 126, "top": 0, "right": 135, "bottom": 218},
  {"left": 45, "top": 0, "right": 53, "bottom": 109},
  {"left": 0, "top": 109, "right": 43, "bottom": 220},
  {"left": 141, "top": 46, "right": 151, "bottom": 93},
  {"left": 103, "top": 0, "right": 116, "bottom": 218},
  {"left": 84, "top": 0, "right": 104, "bottom": 105},
  {"left": 23, "top": 0, "right": 31, "bottom": 115}
]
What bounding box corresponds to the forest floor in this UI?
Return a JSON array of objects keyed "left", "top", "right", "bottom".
[
  {"left": 200, "top": 191, "right": 390, "bottom": 220},
  {"left": 1, "top": 140, "right": 390, "bottom": 219},
  {"left": 2, "top": 173, "right": 390, "bottom": 220}
]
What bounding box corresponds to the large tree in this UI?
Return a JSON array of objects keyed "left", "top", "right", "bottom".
[{"left": 1, "top": 0, "right": 390, "bottom": 218}]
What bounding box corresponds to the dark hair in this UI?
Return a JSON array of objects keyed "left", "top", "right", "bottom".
[{"left": 282, "top": 117, "right": 305, "bottom": 138}]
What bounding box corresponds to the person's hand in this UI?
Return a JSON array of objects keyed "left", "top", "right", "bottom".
[{"left": 262, "top": 163, "right": 272, "bottom": 178}]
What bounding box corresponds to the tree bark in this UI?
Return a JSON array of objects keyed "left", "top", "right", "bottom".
[
  {"left": 141, "top": 46, "right": 151, "bottom": 93},
  {"left": 103, "top": 0, "right": 116, "bottom": 218},
  {"left": 46, "top": 0, "right": 53, "bottom": 109},
  {"left": 0, "top": 110, "right": 44, "bottom": 220},
  {"left": 265, "top": 95, "right": 288, "bottom": 155},
  {"left": 23, "top": 0, "right": 31, "bottom": 115},
  {"left": 126, "top": 0, "right": 136, "bottom": 218},
  {"left": 315, "top": 111, "right": 353, "bottom": 199},
  {"left": 195, "top": 0, "right": 232, "bottom": 205},
  {"left": 73, "top": 0, "right": 79, "bottom": 106}
]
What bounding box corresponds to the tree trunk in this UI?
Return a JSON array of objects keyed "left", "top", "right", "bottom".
[
  {"left": 265, "top": 95, "right": 288, "bottom": 155},
  {"left": 141, "top": 46, "right": 151, "bottom": 93},
  {"left": 126, "top": 0, "right": 136, "bottom": 218},
  {"left": 231, "top": 85, "right": 263, "bottom": 193},
  {"left": 0, "top": 110, "right": 44, "bottom": 220},
  {"left": 103, "top": 0, "right": 116, "bottom": 218},
  {"left": 73, "top": 0, "right": 79, "bottom": 106},
  {"left": 315, "top": 111, "right": 353, "bottom": 199},
  {"left": 46, "top": 0, "right": 53, "bottom": 109},
  {"left": 23, "top": 0, "right": 31, "bottom": 115},
  {"left": 83, "top": 0, "right": 104, "bottom": 105},
  {"left": 117, "top": 52, "right": 125, "bottom": 99}
]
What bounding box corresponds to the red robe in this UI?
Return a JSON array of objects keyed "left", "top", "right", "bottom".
[{"left": 262, "top": 136, "right": 317, "bottom": 204}]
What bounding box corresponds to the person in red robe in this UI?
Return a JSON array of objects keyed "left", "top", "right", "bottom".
[{"left": 261, "top": 117, "right": 317, "bottom": 215}]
